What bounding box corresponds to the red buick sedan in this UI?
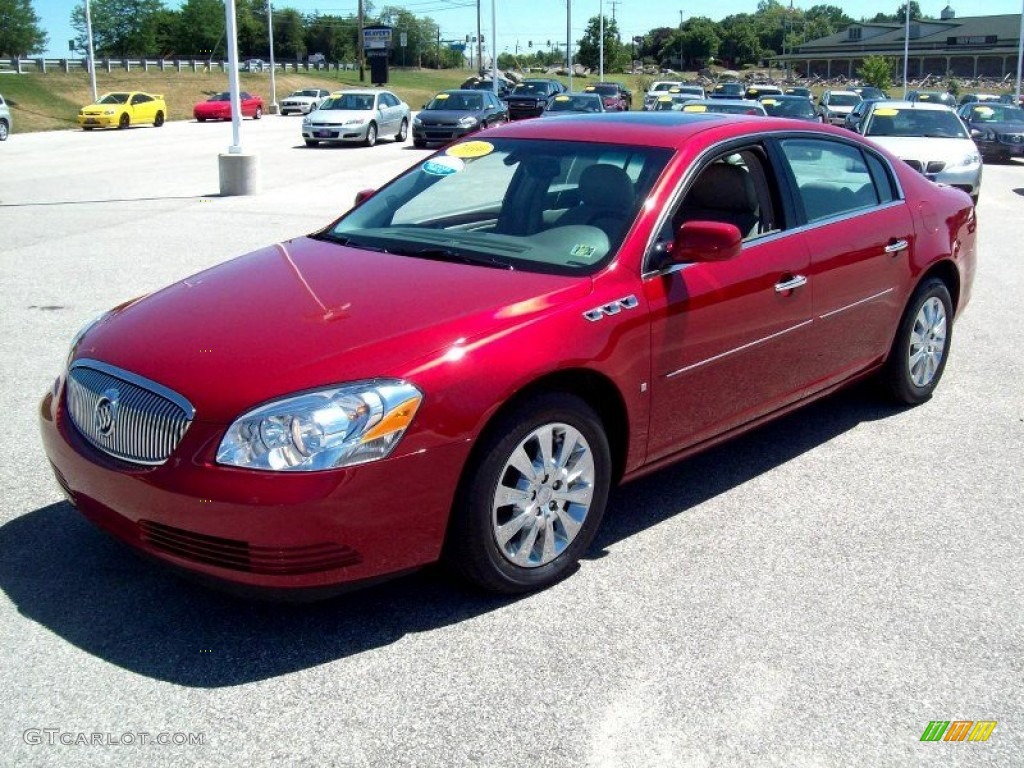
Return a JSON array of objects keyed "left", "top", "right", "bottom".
[
  {"left": 40, "top": 113, "right": 976, "bottom": 598},
  {"left": 193, "top": 91, "right": 264, "bottom": 121}
]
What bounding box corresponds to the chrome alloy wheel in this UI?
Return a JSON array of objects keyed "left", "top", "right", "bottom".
[
  {"left": 491, "top": 423, "right": 595, "bottom": 568},
  {"left": 908, "top": 297, "right": 948, "bottom": 387}
]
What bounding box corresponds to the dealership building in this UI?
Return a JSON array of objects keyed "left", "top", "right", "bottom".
[{"left": 776, "top": 7, "right": 1023, "bottom": 81}]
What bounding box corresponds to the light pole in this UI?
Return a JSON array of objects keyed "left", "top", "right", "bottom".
[
  {"left": 267, "top": 0, "right": 278, "bottom": 114},
  {"left": 218, "top": 0, "right": 260, "bottom": 195},
  {"left": 83, "top": 0, "right": 98, "bottom": 102},
  {"left": 491, "top": 0, "right": 497, "bottom": 90},
  {"left": 477, "top": 0, "right": 483, "bottom": 75},
  {"left": 902, "top": 1, "right": 910, "bottom": 98},
  {"left": 567, "top": 0, "right": 573, "bottom": 90},
  {"left": 599, "top": 0, "right": 604, "bottom": 81},
  {"left": 1016, "top": 0, "right": 1023, "bottom": 104}
]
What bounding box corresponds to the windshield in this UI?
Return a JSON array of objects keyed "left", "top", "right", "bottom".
[
  {"left": 297, "top": 90, "right": 320, "bottom": 97},
  {"left": 324, "top": 138, "right": 673, "bottom": 276},
  {"left": 98, "top": 93, "right": 129, "bottom": 104},
  {"left": 762, "top": 98, "right": 816, "bottom": 118},
  {"left": 828, "top": 94, "right": 861, "bottom": 107},
  {"left": 323, "top": 93, "right": 374, "bottom": 110},
  {"left": 512, "top": 83, "right": 545, "bottom": 95},
  {"left": 547, "top": 95, "right": 601, "bottom": 112},
  {"left": 866, "top": 107, "right": 969, "bottom": 138},
  {"left": 426, "top": 93, "right": 483, "bottom": 110},
  {"left": 968, "top": 105, "right": 1024, "bottom": 123},
  {"left": 209, "top": 93, "right": 231, "bottom": 102}
]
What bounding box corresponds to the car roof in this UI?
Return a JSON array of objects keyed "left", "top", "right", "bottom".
[
  {"left": 873, "top": 100, "right": 952, "bottom": 111},
  {"left": 480, "top": 110, "right": 792, "bottom": 149}
]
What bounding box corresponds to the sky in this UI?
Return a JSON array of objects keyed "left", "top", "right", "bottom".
[{"left": 31, "top": 0, "right": 1024, "bottom": 60}]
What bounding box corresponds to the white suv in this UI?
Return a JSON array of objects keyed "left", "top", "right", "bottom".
[{"left": 0, "top": 94, "right": 10, "bottom": 141}]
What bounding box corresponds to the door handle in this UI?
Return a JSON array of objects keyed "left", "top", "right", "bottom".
[
  {"left": 775, "top": 275, "right": 808, "bottom": 293},
  {"left": 884, "top": 239, "right": 909, "bottom": 254}
]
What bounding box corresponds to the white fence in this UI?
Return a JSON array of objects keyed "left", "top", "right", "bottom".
[{"left": 0, "top": 57, "right": 359, "bottom": 75}]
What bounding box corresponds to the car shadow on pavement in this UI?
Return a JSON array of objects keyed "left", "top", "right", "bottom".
[
  {"left": 0, "top": 383, "right": 897, "bottom": 688},
  {"left": 0, "top": 195, "right": 220, "bottom": 208}
]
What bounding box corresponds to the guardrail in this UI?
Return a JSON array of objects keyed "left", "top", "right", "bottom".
[{"left": 0, "top": 57, "right": 359, "bottom": 75}]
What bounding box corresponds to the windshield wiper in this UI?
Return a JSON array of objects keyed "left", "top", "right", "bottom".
[
  {"left": 310, "top": 231, "right": 392, "bottom": 253},
  {"left": 405, "top": 247, "right": 515, "bottom": 270}
]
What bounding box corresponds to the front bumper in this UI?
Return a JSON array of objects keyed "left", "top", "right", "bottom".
[
  {"left": 412, "top": 124, "right": 477, "bottom": 144},
  {"left": 40, "top": 381, "right": 467, "bottom": 597},
  {"left": 302, "top": 124, "right": 369, "bottom": 143},
  {"left": 78, "top": 114, "right": 118, "bottom": 127},
  {"left": 976, "top": 136, "right": 1024, "bottom": 157},
  {"left": 282, "top": 102, "right": 315, "bottom": 115}
]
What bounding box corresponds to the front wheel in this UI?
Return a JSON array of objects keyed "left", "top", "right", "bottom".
[
  {"left": 304, "top": 139, "right": 319, "bottom": 147},
  {"left": 154, "top": 111, "right": 164, "bottom": 127},
  {"left": 118, "top": 113, "right": 130, "bottom": 129},
  {"left": 364, "top": 122, "right": 377, "bottom": 147},
  {"left": 413, "top": 139, "right": 426, "bottom": 148},
  {"left": 254, "top": 106, "right": 263, "bottom": 120},
  {"left": 445, "top": 393, "right": 611, "bottom": 594},
  {"left": 883, "top": 277, "right": 953, "bottom": 405},
  {"left": 395, "top": 118, "right": 408, "bottom": 141},
  {"left": 0, "top": 119, "right": 8, "bottom": 141}
]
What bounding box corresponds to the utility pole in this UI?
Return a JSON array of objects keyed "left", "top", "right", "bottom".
[
  {"left": 599, "top": 0, "right": 604, "bottom": 80},
  {"left": 477, "top": 0, "right": 483, "bottom": 75},
  {"left": 566, "top": 0, "right": 573, "bottom": 90},
  {"left": 358, "top": 0, "right": 365, "bottom": 81},
  {"left": 267, "top": 0, "right": 278, "bottom": 113},
  {"left": 679, "top": 10, "right": 684, "bottom": 72},
  {"left": 83, "top": 0, "right": 98, "bottom": 102}
]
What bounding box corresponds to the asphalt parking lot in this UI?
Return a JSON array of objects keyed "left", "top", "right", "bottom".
[{"left": 1, "top": 115, "right": 1021, "bottom": 767}]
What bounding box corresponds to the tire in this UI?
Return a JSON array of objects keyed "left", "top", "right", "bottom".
[
  {"left": 413, "top": 139, "right": 426, "bottom": 148},
  {"left": 304, "top": 139, "right": 319, "bottom": 147},
  {"left": 0, "top": 119, "right": 8, "bottom": 141},
  {"left": 395, "top": 118, "right": 408, "bottom": 142},
  {"left": 196, "top": 117, "right": 206, "bottom": 122},
  {"left": 883, "top": 277, "right": 954, "bottom": 405},
  {"left": 254, "top": 106, "right": 262, "bottom": 120},
  {"left": 118, "top": 113, "right": 130, "bottom": 129},
  {"left": 154, "top": 111, "right": 164, "bottom": 127},
  {"left": 445, "top": 393, "right": 611, "bottom": 594},
  {"left": 364, "top": 122, "right": 377, "bottom": 147}
]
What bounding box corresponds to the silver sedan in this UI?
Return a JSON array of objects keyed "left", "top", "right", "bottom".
[{"left": 302, "top": 89, "right": 411, "bottom": 147}]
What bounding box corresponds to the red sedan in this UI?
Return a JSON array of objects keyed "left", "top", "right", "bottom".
[
  {"left": 193, "top": 91, "right": 263, "bottom": 121},
  {"left": 40, "top": 113, "right": 976, "bottom": 598}
]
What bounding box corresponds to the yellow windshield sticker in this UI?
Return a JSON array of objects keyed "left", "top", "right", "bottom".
[
  {"left": 446, "top": 140, "right": 495, "bottom": 159},
  {"left": 668, "top": 87, "right": 680, "bottom": 93},
  {"left": 658, "top": 95, "right": 672, "bottom": 102},
  {"left": 584, "top": 86, "right": 596, "bottom": 91},
  {"left": 570, "top": 244, "right": 597, "bottom": 260},
  {"left": 434, "top": 93, "right": 449, "bottom": 100},
  {"left": 975, "top": 106, "right": 995, "bottom": 117},
  {"left": 762, "top": 99, "right": 777, "bottom": 105},
  {"left": 873, "top": 107, "right": 898, "bottom": 116},
  {"left": 682, "top": 104, "right": 707, "bottom": 112},
  {"left": 748, "top": 88, "right": 759, "bottom": 93},
  {"left": 918, "top": 94, "right": 931, "bottom": 100},
  {"left": 554, "top": 95, "right": 570, "bottom": 101}
]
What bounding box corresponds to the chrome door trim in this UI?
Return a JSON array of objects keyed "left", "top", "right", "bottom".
[
  {"left": 818, "top": 287, "right": 896, "bottom": 320},
  {"left": 665, "top": 319, "right": 814, "bottom": 378}
]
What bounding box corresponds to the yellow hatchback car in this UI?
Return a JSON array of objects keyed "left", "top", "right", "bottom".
[{"left": 78, "top": 92, "right": 167, "bottom": 130}]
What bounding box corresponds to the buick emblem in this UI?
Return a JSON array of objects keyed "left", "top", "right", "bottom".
[{"left": 94, "top": 387, "right": 121, "bottom": 437}]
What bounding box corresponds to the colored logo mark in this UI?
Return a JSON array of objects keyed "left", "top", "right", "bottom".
[{"left": 920, "top": 720, "right": 997, "bottom": 742}]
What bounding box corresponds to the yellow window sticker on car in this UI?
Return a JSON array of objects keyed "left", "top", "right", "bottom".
[
  {"left": 762, "top": 99, "right": 777, "bottom": 105},
  {"left": 918, "top": 94, "right": 931, "bottom": 100},
  {"left": 446, "top": 140, "right": 495, "bottom": 159},
  {"left": 748, "top": 88, "right": 759, "bottom": 93},
  {"left": 434, "top": 93, "right": 450, "bottom": 99},
  {"left": 873, "top": 108, "right": 898, "bottom": 116},
  {"left": 658, "top": 95, "right": 673, "bottom": 102},
  {"left": 682, "top": 104, "right": 707, "bottom": 112},
  {"left": 570, "top": 244, "right": 597, "bottom": 260},
  {"left": 975, "top": 106, "right": 995, "bottom": 117},
  {"left": 585, "top": 86, "right": 596, "bottom": 91},
  {"left": 668, "top": 87, "right": 680, "bottom": 93},
  {"left": 554, "top": 95, "right": 570, "bottom": 102}
]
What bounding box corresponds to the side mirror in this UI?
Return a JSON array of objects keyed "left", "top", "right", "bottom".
[
  {"left": 669, "top": 221, "right": 742, "bottom": 264},
  {"left": 354, "top": 188, "right": 375, "bottom": 206}
]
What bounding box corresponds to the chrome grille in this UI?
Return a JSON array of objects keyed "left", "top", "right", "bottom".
[
  {"left": 66, "top": 359, "right": 194, "bottom": 465},
  {"left": 925, "top": 160, "right": 946, "bottom": 174}
]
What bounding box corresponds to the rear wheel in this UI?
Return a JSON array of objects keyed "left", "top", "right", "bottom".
[
  {"left": 0, "top": 119, "right": 8, "bottom": 141},
  {"left": 254, "top": 106, "right": 263, "bottom": 120},
  {"left": 395, "top": 118, "right": 408, "bottom": 141},
  {"left": 118, "top": 113, "right": 130, "bottom": 129},
  {"left": 445, "top": 393, "right": 611, "bottom": 594},
  {"left": 364, "top": 122, "right": 377, "bottom": 147},
  {"left": 883, "top": 277, "right": 953, "bottom": 405},
  {"left": 154, "top": 111, "right": 164, "bottom": 127}
]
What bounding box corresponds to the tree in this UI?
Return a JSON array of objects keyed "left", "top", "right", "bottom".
[
  {"left": 305, "top": 14, "right": 358, "bottom": 64},
  {"left": 678, "top": 17, "right": 720, "bottom": 67},
  {"left": 0, "top": 0, "right": 48, "bottom": 56},
  {"left": 71, "top": 0, "right": 167, "bottom": 57},
  {"left": 858, "top": 55, "right": 894, "bottom": 90},
  {"left": 576, "top": 15, "right": 625, "bottom": 72},
  {"left": 175, "top": 0, "right": 224, "bottom": 58},
  {"left": 273, "top": 7, "right": 305, "bottom": 59}
]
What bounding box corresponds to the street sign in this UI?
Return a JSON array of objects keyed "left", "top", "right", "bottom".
[
  {"left": 363, "top": 25, "right": 393, "bottom": 51},
  {"left": 400, "top": 32, "right": 408, "bottom": 48}
]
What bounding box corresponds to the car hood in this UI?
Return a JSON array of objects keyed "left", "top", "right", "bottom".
[
  {"left": 416, "top": 109, "right": 485, "bottom": 122},
  {"left": 307, "top": 108, "right": 374, "bottom": 122},
  {"left": 824, "top": 104, "right": 856, "bottom": 114},
  {"left": 77, "top": 236, "right": 591, "bottom": 422},
  {"left": 866, "top": 135, "right": 978, "bottom": 160},
  {"left": 971, "top": 120, "right": 1024, "bottom": 134},
  {"left": 284, "top": 95, "right": 318, "bottom": 102},
  {"left": 195, "top": 101, "right": 231, "bottom": 110}
]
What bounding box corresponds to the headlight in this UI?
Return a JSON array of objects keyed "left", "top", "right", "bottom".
[
  {"left": 104, "top": 109, "right": 115, "bottom": 115},
  {"left": 302, "top": 116, "right": 312, "bottom": 126},
  {"left": 955, "top": 152, "right": 981, "bottom": 167},
  {"left": 216, "top": 380, "right": 423, "bottom": 472},
  {"left": 412, "top": 116, "right": 422, "bottom": 126},
  {"left": 458, "top": 116, "right": 479, "bottom": 128},
  {"left": 66, "top": 311, "right": 109, "bottom": 368}
]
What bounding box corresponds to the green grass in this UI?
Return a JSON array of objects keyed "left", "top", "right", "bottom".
[{"left": 0, "top": 68, "right": 652, "bottom": 134}]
